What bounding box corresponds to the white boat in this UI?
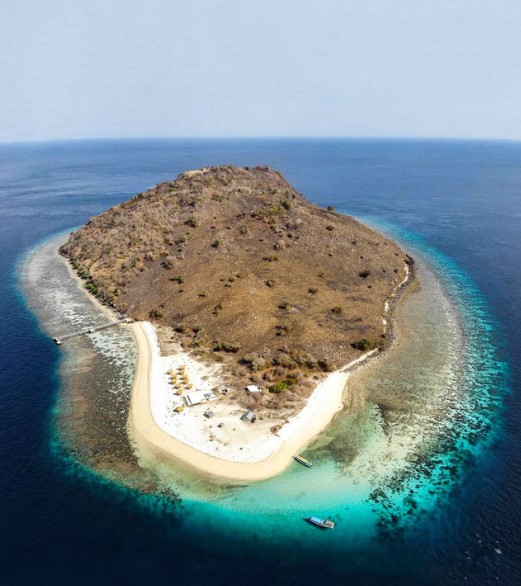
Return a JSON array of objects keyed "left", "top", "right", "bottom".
[
  {"left": 305, "top": 516, "right": 335, "bottom": 529},
  {"left": 293, "top": 455, "right": 312, "bottom": 468}
]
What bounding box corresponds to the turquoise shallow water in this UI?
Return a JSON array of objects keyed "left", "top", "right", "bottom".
[
  {"left": 20, "top": 216, "right": 507, "bottom": 559},
  {"left": 2, "top": 139, "right": 518, "bottom": 585},
  {"left": 159, "top": 222, "right": 507, "bottom": 555}
]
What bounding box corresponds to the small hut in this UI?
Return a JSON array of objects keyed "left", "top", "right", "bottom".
[{"left": 240, "top": 411, "right": 256, "bottom": 423}]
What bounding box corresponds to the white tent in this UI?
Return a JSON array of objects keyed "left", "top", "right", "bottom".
[{"left": 184, "top": 390, "right": 217, "bottom": 407}]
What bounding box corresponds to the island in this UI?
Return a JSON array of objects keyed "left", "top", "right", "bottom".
[{"left": 60, "top": 165, "right": 413, "bottom": 481}]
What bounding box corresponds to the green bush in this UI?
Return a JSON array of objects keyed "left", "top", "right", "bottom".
[
  {"left": 86, "top": 282, "right": 98, "bottom": 295},
  {"left": 351, "top": 338, "right": 377, "bottom": 351},
  {"left": 270, "top": 381, "right": 288, "bottom": 393},
  {"left": 213, "top": 341, "right": 241, "bottom": 353}
]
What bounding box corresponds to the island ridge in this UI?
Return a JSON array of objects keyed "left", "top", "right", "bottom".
[{"left": 60, "top": 165, "right": 413, "bottom": 478}]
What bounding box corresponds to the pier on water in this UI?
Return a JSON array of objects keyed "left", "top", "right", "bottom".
[{"left": 52, "top": 318, "right": 133, "bottom": 345}]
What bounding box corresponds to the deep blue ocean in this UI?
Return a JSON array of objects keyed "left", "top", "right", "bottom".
[{"left": 0, "top": 139, "right": 519, "bottom": 585}]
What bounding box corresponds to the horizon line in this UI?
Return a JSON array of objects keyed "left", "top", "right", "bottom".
[{"left": 1, "top": 135, "right": 521, "bottom": 147}]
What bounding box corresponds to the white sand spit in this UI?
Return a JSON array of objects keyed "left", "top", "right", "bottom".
[{"left": 128, "top": 321, "right": 377, "bottom": 481}]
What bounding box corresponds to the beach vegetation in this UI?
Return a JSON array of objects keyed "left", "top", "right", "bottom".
[
  {"left": 213, "top": 341, "right": 241, "bottom": 353},
  {"left": 242, "top": 353, "right": 269, "bottom": 371},
  {"left": 289, "top": 351, "right": 318, "bottom": 369},
  {"left": 272, "top": 352, "right": 295, "bottom": 368},
  {"left": 270, "top": 381, "right": 288, "bottom": 393},
  {"left": 318, "top": 358, "right": 335, "bottom": 372},
  {"left": 351, "top": 338, "right": 378, "bottom": 351},
  {"left": 86, "top": 282, "right": 98, "bottom": 295}
]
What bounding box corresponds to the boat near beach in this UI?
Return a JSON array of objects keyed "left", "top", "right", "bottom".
[
  {"left": 305, "top": 517, "right": 335, "bottom": 529},
  {"left": 293, "top": 455, "right": 312, "bottom": 468}
]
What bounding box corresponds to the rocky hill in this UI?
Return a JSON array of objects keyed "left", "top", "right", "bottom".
[{"left": 61, "top": 165, "right": 409, "bottom": 399}]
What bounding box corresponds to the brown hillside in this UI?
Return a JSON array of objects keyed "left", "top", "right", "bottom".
[{"left": 61, "top": 165, "right": 408, "bottom": 397}]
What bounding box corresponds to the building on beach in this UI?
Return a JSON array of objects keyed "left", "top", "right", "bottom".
[{"left": 184, "top": 390, "right": 217, "bottom": 407}]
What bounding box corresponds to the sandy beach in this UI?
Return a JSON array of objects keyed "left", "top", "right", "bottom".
[
  {"left": 128, "top": 320, "right": 377, "bottom": 481},
  {"left": 57, "top": 232, "right": 413, "bottom": 482},
  {"left": 56, "top": 241, "right": 413, "bottom": 482}
]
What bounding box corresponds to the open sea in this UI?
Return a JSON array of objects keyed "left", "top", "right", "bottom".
[{"left": 0, "top": 139, "right": 519, "bottom": 585}]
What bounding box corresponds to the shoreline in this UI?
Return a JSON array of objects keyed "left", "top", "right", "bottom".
[
  {"left": 61, "top": 245, "right": 123, "bottom": 324},
  {"left": 128, "top": 320, "right": 378, "bottom": 481},
  {"left": 127, "top": 258, "right": 415, "bottom": 482},
  {"left": 57, "top": 231, "right": 416, "bottom": 482}
]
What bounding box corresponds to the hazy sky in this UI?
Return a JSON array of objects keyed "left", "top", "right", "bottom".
[{"left": 1, "top": 0, "right": 520, "bottom": 142}]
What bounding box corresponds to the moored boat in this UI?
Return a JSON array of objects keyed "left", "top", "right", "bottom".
[
  {"left": 305, "top": 516, "right": 335, "bottom": 529},
  {"left": 293, "top": 455, "right": 312, "bottom": 468}
]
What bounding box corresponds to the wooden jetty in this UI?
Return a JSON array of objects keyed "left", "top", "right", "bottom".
[{"left": 52, "top": 318, "right": 132, "bottom": 345}]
